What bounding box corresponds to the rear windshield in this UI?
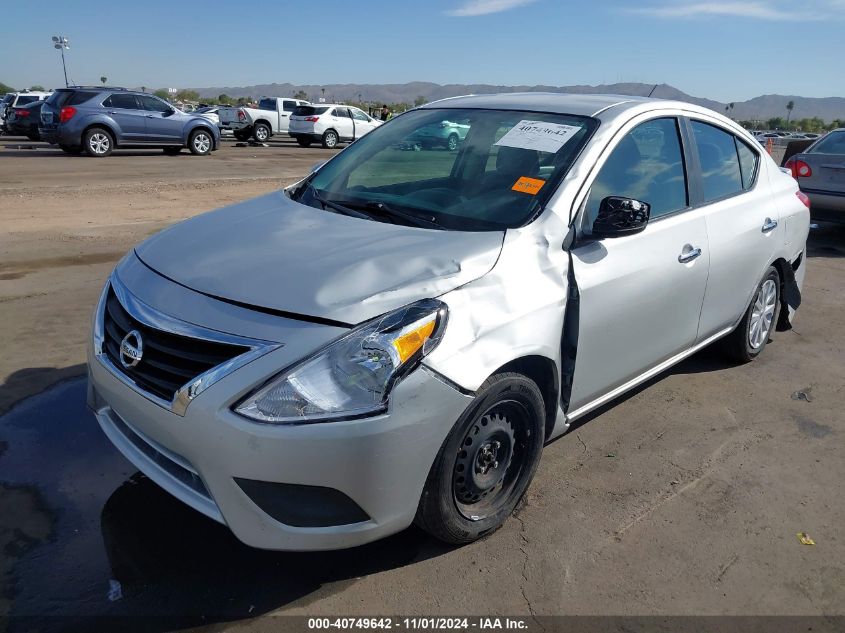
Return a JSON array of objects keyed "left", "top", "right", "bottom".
[
  {"left": 293, "top": 106, "right": 329, "bottom": 116},
  {"left": 808, "top": 131, "right": 845, "bottom": 155},
  {"left": 45, "top": 90, "right": 98, "bottom": 108},
  {"left": 15, "top": 96, "right": 39, "bottom": 106}
]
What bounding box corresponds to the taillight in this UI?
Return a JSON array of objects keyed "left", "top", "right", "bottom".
[
  {"left": 59, "top": 106, "right": 77, "bottom": 123},
  {"left": 237, "top": 109, "right": 246, "bottom": 121},
  {"left": 15, "top": 109, "right": 29, "bottom": 118},
  {"left": 785, "top": 158, "right": 813, "bottom": 178},
  {"left": 305, "top": 116, "right": 320, "bottom": 122},
  {"left": 796, "top": 191, "right": 811, "bottom": 209}
]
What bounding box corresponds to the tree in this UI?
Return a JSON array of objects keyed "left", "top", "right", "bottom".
[
  {"left": 785, "top": 100, "right": 795, "bottom": 126},
  {"left": 141, "top": 86, "right": 146, "bottom": 93},
  {"left": 153, "top": 89, "right": 170, "bottom": 100},
  {"left": 100, "top": 76, "right": 107, "bottom": 86},
  {"left": 293, "top": 89, "right": 308, "bottom": 100},
  {"left": 414, "top": 95, "right": 426, "bottom": 107},
  {"left": 175, "top": 89, "right": 199, "bottom": 102},
  {"left": 29, "top": 85, "right": 45, "bottom": 91},
  {"left": 218, "top": 93, "right": 234, "bottom": 105},
  {"left": 0, "top": 81, "right": 14, "bottom": 93}
]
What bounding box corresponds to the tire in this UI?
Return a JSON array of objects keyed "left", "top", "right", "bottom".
[
  {"left": 415, "top": 372, "right": 545, "bottom": 545},
  {"left": 234, "top": 129, "right": 251, "bottom": 142},
  {"left": 188, "top": 129, "right": 213, "bottom": 156},
  {"left": 721, "top": 265, "right": 781, "bottom": 363},
  {"left": 321, "top": 129, "right": 339, "bottom": 149},
  {"left": 446, "top": 133, "right": 459, "bottom": 151},
  {"left": 59, "top": 144, "right": 81, "bottom": 155},
  {"left": 162, "top": 147, "right": 182, "bottom": 155},
  {"left": 296, "top": 137, "right": 312, "bottom": 147},
  {"left": 83, "top": 127, "right": 113, "bottom": 157},
  {"left": 252, "top": 122, "right": 270, "bottom": 143}
]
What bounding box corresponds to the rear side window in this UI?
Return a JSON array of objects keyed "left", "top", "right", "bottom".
[
  {"left": 808, "top": 131, "right": 845, "bottom": 154},
  {"left": 333, "top": 108, "right": 351, "bottom": 118},
  {"left": 103, "top": 94, "right": 139, "bottom": 110},
  {"left": 294, "top": 106, "right": 329, "bottom": 116},
  {"left": 67, "top": 91, "right": 98, "bottom": 105},
  {"left": 691, "top": 121, "right": 743, "bottom": 202},
  {"left": 258, "top": 98, "right": 276, "bottom": 110},
  {"left": 735, "top": 139, "right": 758, "bottom": 190},
  {"left": 586, "top": 117, "right": 688, "bottom": 222}
]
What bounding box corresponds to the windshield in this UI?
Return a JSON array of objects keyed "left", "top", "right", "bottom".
[
  {"left": 299, "top": 108, "right": 596, "bottom": 231},
  {"left": 808, "top": 131, "right": 845, "bottom": 155}
]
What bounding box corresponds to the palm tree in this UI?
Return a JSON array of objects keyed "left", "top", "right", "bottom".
[
  {"left": 786, "top": 100, "right": 795, "bottom": 127},
  {"left": 100, "top": 76, "right": 107, "bottom": 86}
]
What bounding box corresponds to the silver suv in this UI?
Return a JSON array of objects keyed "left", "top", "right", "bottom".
[{"left": 88, "top": 93, "right": 809, "bottom": 550}]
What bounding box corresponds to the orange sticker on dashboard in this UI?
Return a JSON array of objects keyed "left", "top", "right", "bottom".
[{"left": 512, "top": 176, "right": 545, "bottom": 195}]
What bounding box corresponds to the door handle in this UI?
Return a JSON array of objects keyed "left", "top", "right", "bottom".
[
  {"left": 762, "top": 217, "right": 778, "bottom": 232},
  {"left": 678, "top": 246, "right": 702, "bottom": 263}
]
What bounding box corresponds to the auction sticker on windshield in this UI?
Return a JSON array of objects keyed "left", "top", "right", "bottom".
[
  {"left": 512, "top": 176, "right": 545, "bottom": 195},
  {"left": 495, "top": 120, "right": 582, "bottom": 153}
]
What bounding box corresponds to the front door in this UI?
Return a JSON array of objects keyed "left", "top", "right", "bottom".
[
  {"left": 350, "top": 107, "right": 376, "bottom": 139},
  {"left": 102, "top": 93, "right": 146, "bottom": 141},
  {"left": 567, "top": 117, "right": 710, "bottom": 414},
  {"left": 137, "top": 95, "right": 182, "bottom": 142}
]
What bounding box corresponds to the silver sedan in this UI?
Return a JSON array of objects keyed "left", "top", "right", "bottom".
[{"left": 88, "top": 93, "right": 809, "bottom": 550}]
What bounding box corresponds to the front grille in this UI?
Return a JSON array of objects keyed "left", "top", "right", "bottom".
[{"left": 102, "top": 287, "right": 249, "bottom": 402}]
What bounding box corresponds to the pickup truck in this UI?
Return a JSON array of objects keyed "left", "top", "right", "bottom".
[{"left": 218, "top": 97, "right": 310, "bottom": 142}]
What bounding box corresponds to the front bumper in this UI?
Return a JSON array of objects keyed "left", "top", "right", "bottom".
[{"left": 87, "top": 273, "right": 473, "bottom": 551}]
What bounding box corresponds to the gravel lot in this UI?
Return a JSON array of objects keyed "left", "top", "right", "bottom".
[{"left": 0, "top": 136, "right": 843, "bottom": 630}]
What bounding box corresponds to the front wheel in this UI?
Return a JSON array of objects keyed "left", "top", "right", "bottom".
[
  {"left": 415, "top": 372, "right": 545, "bottom": 545},
  {"left": 83, "top": 127, "right": 113, "bottom": 157},
  {"left": 252, "top": 122, "right": 270, "bottom": 143},
  {"left": 321, "top": 129, "right": 339, "bottom": 149},
  {"left": 188, "top": 130, "right": 212, "bottom": 156},
  {"left": 446, "top": 133, "right": 459, "bottom": 151},
  {"left": 721, "top": 265, "right": 781, "bottom": 363}
]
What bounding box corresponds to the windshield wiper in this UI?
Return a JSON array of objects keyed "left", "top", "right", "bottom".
[
  {"left": 355, "top": 200, "right": 446, "bottom": 230},
  {"left": 306, "top": 185, "right": 370, "bottom": 220}
]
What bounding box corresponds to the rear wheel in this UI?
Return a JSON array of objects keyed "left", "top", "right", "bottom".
[
  {"left": 721, "top": 265, "right": 780, "bottom": 363},
  {"left": 188, "top": 129, "right": 212, "bottom": 156},
  {"left": 252, "top": 122, "right": 270, "bottom": 142},
  {"left": 321, "top": 129, "right": 339, "bottom": 149},
  {"left": 415, "top": 372, "right": 545, "bottom": 545},
  {"left": 83, "top": 127, "right": 113, "bottom": 157},
  {"left": 296, "top": 137, "right": 312, "bottom": 147},
  {"left": 446, "top": 133, "right": 459, "bottom": 151}
]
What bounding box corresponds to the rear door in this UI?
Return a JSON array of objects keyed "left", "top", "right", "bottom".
[
  {"left": 568, "top": 116, "right": 711, "bottom": 414},
  {"left": 137, "top": 94, "right": 182, "bottom": 142},
  {"left": 278, "top": 100, "right": 297, "bottom": 132},
  {"left": 687, "top": 119, "right": 778, "bottom": 340},
  {"left": 101, "top": 93, "right": 147, "bottom": 141},
  {"left": 330, "top": 107, "right": 354, "bottom": 141}
]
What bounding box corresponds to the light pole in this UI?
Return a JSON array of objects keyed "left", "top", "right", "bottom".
[{"left": 52, "top": 35, "right": 70, "bottom": 87}]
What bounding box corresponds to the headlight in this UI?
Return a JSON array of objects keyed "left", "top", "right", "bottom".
[{"left": 234, "top": 299, "right": 448, "bottom": 424}]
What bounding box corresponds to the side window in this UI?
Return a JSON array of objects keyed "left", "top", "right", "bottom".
[
  {"left": 735, "top": 139, "right": 758, "bottom": 190},
  {"left": 103, "top": 94, "right": 139, "bottom": 110},
  {"left": 282, "top": 100, "right": 296, "bottom": 112},
  {"left": 351, "top": 108, "right": 369, "bottom": 121},
  {"left": 138, "top": 95, "right": 172, "bottom": 113},
  {"left": 333, "top": 108, "right": 350, "bottom": 118},
  {"left": 691, "top": 121, "right": 743, "bottom": 202},
  {"left": 258, "top": 98, "right": 276, "bottom": 111},
  {"left": 585, "top": 117, "right": 688, "bottom": 225}
]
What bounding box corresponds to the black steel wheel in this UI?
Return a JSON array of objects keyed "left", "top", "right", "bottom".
[{"left": 415, "top": 372, "right": 545, "bottom": 545}]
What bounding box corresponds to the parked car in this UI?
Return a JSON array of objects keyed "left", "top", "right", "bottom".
[
  {"left": 288, "top": 104, "right": 382, "bottom": 148},
  {"left": 218, "top": 97, "right": 309, "bottom": 142},
  {"left": 407, "top": 118, "right": 471, "bottom": 150},
  {"left": 1, "top": 90, "right": 51, "bottom": 132},
  {"left": 39, "top": 87, "right": 220, "bottom": 157},
  {"left": 88, "top": 93, "right": 808, "bottom": 551},
  {"left": 5, "top": 100, "right": 44, "bottom": 140},
  {"left": 755, "top": 131, "right": 781, "bottom": 145},
  {"left": 785, "top": 128, "right": 845, "bottom": 223}
]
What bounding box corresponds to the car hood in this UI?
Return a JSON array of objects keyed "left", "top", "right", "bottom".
[{"left": 135, "top": 191, "right": 505, "bottom": 325}]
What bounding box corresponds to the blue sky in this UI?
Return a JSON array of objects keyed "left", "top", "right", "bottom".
[{"left": 1, "top": 0, "right": 842, "bottom": 101}]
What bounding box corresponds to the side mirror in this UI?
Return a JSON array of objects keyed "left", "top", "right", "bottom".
[{"left": 591, "top": 196, "right": 650, "bottom": 238}]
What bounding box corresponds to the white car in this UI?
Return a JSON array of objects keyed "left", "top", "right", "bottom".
[
  {"left": 219, "top": 97, "right": 310, "bottom": 142},
  {"left": 288, "top": 104, "right": 382, "bottom": 148},
  {"left": 1, "top": 90, "right": 51, "bottom": 131}
]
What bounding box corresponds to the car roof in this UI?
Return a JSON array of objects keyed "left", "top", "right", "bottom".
[{"left": 421, "top": 92, "right": 658, "bottom": 117}]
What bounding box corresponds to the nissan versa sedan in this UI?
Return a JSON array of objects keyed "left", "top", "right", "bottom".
[{"left": 88, "top": 93, "right": 809, "bottom": 550}]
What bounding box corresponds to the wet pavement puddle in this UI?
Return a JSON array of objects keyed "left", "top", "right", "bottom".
[{"left": 0, "top": 378, "right": 449, "bottom": 631}]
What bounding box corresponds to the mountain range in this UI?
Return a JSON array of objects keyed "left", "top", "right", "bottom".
[{"left": 193, "top": 81, "right": 845, "bottom": 122}]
